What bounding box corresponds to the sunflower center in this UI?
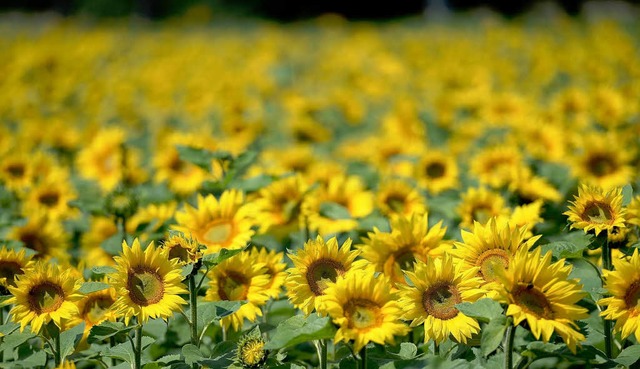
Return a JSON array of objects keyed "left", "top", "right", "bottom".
[
  {"left": 394, "top": 249, "right": 416, "bottom": 272},
  {"left": 7, "top": 163, "right": 25, "bottom": 178},
  {"left": 38, "top": 191, "right": 60, "bottom": 207},
  {"left": 476, "top": 249, "right": 510, "bottom": 282},
  {"left": 422, "top": 282, "right": 462, "bottom": 320},
  {"left": 28, "top": 281, "right": 65, "bottom": 314},
  {"left": 385, "top": 194, "right": 407, "bottom": 213},
  {"left": 240, "top": 339, "right": 266, "bottom": 366},
  {"left": 204, "top": 220, "right": 234, "bottom": 245},
  {"left": 19, "top": 231, "right": 48, "bottom": 256},
  {"left": 425, "top": 162, "right": 446, "bottom": 178},
  {"left": 513, "top": 284, "right": 554, "bottom": 319},
  {"left": 218, "top": 270, "right": 249, "bottom": 301},
  {"left": 345, "top": 298, "right": 382, "bottom": 330},
  {"left": 306, "top": 258, "right": 345, "bottom": 296},
  {"left": 82, "top": 295, "right": 115, "bottom": 325},
  {"left": 587, "top": 155, "right": 616, "bottom": 177},
  {"left": 127, "top": 268, "right": 165, "bottom": 306},
  {"left": 623, "top": 280, "right": 640, "bottom": 310},
  {"left": 168, "top": 244, "right": 191, "bottom": 263},
  {"left": 581, "top": 201, "right": 614, "bottom": 224},
  {"left": 471, "top": 205, "right": 493, "bottom": 225},
  {"left": 0, "top": 261, "right": 24, "bottom": 287}
]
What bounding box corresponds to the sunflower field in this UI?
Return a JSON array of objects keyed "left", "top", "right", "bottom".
[{"left": 0, "top": 9, "right": 640, "bottom": 369}]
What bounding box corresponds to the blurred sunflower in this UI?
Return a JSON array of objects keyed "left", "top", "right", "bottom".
[
  {"left": 564, "top": 184, "right": 626, "bottom": 236},
  {"left": 627, "top": 195, "right": 640, "bottom": 227},
  {"left": 69, "top": 278, "right": 118, "bottom": 338},
  {"left": 205, "top": 250, "right": 271, "bottom": 331},
  {"left": 7, "top": 215, "right": 68, "bottom": 261},
  {"left": 375, "top": 179, "right": 426, "bottom": 218},
  {"left": 173, "top": 190, "right": 257, "bottom": 254},
  {"left": 75, "top": 128, "right": 126, "bottom": 191},
  {"left": 161, "top": 233, "right": 200, "bottom": 265},
  {"left": 508, "top": 200, "right": 544, "bottom": 239},
  {"left": 497, "top": 247, "right": 588, "bottom": 353},
  {"left": 358, "top": 213, "right": 446, "bottom": 285},
  {"left": 253, "top": 175, "right": 308, "bottom": 239},
  {"left": 414, "top": 150, "right": 459, "bottom": 195},
  {"left": 249, "top": 247, "right": 286, "bottom": 299},
  {"left": 399, "top": 256, "right": 485, "bottom": 344},
  {"left": 599, "top": 249, "right": 640, "bottom": 342},
  {"left": 457, "top": 187, "right": 510, "bottom": 229},
  {"left": 0, "top": 151, "right": 34, "bottom": 192},
  {"left": 7, "top": 261, "right": 83, "bottom": 333},
  {"left": 22, "top": 169, "right": 77, "bottom": 220},
  {"left": 508, "top": 166, "right": 562, "bottom": 204},
  {"left": 110, "top": 238, "right": 187, "bottom": 325},
  {"left": 317, "top": 268, "right": 409, "bottom": 352},
  {"left": 470, "top": 146, "right": 522, "bottom": 189},
  {"left": 571, "top": 133, "right": 635, "bottom": 190},
  {"left": 451, "top": 218, "right": 539, "bottom": 292},
  {"left": 286, "top": 236, "right": 366, "bottom": 315},
  {"left": 0, "top": 247, "right": 33, "bottom": 290}
]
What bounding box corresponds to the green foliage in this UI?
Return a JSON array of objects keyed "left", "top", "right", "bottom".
[{"left": 264, "top": 314, "right": 337, "bottom": 350}]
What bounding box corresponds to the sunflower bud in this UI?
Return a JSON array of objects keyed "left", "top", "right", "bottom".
[
  {"left": 105, "top": 186, "right": 138, "bottom": 219},
  {"left": 236, "top": 328, "right": 268, "bottom": 369}
]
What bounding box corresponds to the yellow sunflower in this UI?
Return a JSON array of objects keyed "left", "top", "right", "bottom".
[
  {"left": 399, "top": 256, "right": 485, "bottom": 344},
  {"left": 599, "top": 249, "right": 640, "bottom": 341},
  {"left": 110, "top": 238, "right": 188, "bottom": 325},
  {"left": 469, "top": 146, "right": 523, "bottom": 189},
  {"left": 205, "top": 250, "right": 271, "bottom": 331},
  {"left": 7, "top": 261, "right": 83, "bottom": 333},
  {"left": 414, "top": 150, "right": 459, "bottom": 195},
  {"left": 508, "top": 200, "right": 544, "bottom": 239},
  {"left": 285, "top": 236, "right": 367, "bottom": 315},
  {"left": 316, "top": 268, "right": 410, "bottom": 352},
  {"left": 161, "top": 233, "right": 200, "bottom": 265},
  {"left": 0, "top": 247, "right": 33, "bottom": 290},
  {"left": 571, "top": 133, "right": 635, "bottom": 191},
  {"left": 628, "top": 195, "right": 640, "bottom": 227},
  {"left": 375, "top": 179, "right": 427, "bottom": 218},
  {"left": 128, "top": 201, "right": 178, "bottom": 236},
  {"left": 54, "top": 360, "right": 77, "bottom": 369},
  {"left": 564, "top": 184, "right": 626, "bottom": 236},
  {"left": 496, "top": 247, "right": 588, "bottom": 353},
  {"left": 358, "top": 213, "right": 447, "bottom": 285},
  {"left": 253, "top": 175, "right": 309, "bottom": 239},
  {"left": 68, "top": 278, "right": 118, "bottom": 338},
  {"left": 508, "top": 167, "right": 562, "bottom": 204},
  {"left": 249, "top": 247, "right": 286, "bottom": 299},
  {"left": 7, "top": 215, "right": 69, "bottom": 261},
  {"left": 75, "top": 128, "right": 127, "bottom": 191},
  {"left": 457, "top": 187, "right": 510, "bottom": 230},
  {"left": 450, "top": 218, "right": 540, "bottom": 292},
  {"left": 0, "top": 151, "right": 34, "bottom": 192},
  {"left": 21, "top": 169, "right": 78, "bottom": 220},
  {"left": 173, "top": 190, "right": 257, "bottom": 254}
]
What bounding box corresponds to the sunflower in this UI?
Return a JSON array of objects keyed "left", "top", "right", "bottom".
[
  {"left": 599, "top": 248, "right": 640, "bottom": 342},
  {"left": 7, "top": 215, "right": 69, "bottom": 261},
  {"left": 128, "top": 201, "right": 177, "bottom": 236},
  {"left": 0, "top": 247, "right": 33, "bottom": 290},
  {"left": 75, "top": 128, "right": 126, "bottom": 191},
  {"left": 496, "top": 247, "right": 588, "bottom": 353},
  {"left": 316, "top": 268, "right": 410, "bottom": 352},
  {"left": 628, "top": 195, "right": 640, "bottom": 227},
  {"left": 564, "top": 184, "right": 626, "bottom": 236},
  {"left": 375, "top": 179, "right": 427, "bottom": 218},
  {"left": 110, "top": 238, "right": 188, "bottom": 325},
  {"left": 570, "top": 133, "right": 635, "bottom": 191},
  {"left": 457, "top": 187, "right": 510, "bottom": 230},
  {"left": 508, "top": 166, "right": 562, "bottom": 204},
  {"left": 399, "top": 256, "right": 485, "bottom": 344},
  {"left": 286, "top": 236, "right": 367, "bottom": 315},
  {"left": 205, "top": 250, "right": 271, "bottom": 331},
  {"left": 469, "top": 146, "right": 523, "bottom": 189},
  {"left": 450, "top": 218, "right": 540, "bottom": 292},
  {"left": 161, "top": 233, "right": 200, "bottom": 265},
  {"left": 22, "top": 169, "right": 78, "bottom": 220},
  {"left": 358, "top": 213, "right": 447, "bottom": 285},
  {"left": 253, "top": 175, "right": 309, "bottom": 239},
  {"left": 508, "top": 200, "right": 544, "bottom": 239},
  {"left": 55, "top": 361, "right": 77, "bottom": 369},
  {"left": 173, "top": 190, "right": 257, "bottom": 254},
  {"left": 68, "top": 278, "right": 118, "bottom": 338},
  {"left": 0, "top": 151, "right": 34, "bottom": 192},
  {"left": 414, "top": 150, "right": 459, "bottom": 195},
  {"left": 6, "top": 261, "right": 83, "bottom": 333},
  {"left": 249, "top": 247, "right": 286, "bottom": 299}
]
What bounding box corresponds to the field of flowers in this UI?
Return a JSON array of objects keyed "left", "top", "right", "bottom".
[{"left": 0, "top": 10, "right": 639, "bottom": 369}]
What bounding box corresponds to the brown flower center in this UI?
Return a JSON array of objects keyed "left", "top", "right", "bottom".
[
  {"left": 581, "top": 201, "right": 614, "bottom": 224},
  {"left": 127, "top": 267, "right": 165, "bottom": 306},
  {"left": 425, "top": 162, "right": 446, "bottom": 178},
  {"left": 168, "top": 244, "right": 191, "bottom": 263},
  {"left": 476, "top": 249, "right": 510, "bottom": 282},
  {"left": 28, "top": 281, "right": 65, "bottom": 314},
  {"left": 385, "top": 193, "right": 407, "bottom": 213},
  {"left": 6, "top": 163, "right": 25, "bottom": 178},
  {"left": 218, "top": 270, "right": 249, "bottom": 301},
  {"left": 0, "top": 261, "right": 24, "bottom": 287},
  {"left": 38, "top": 191, "right": 60, "bottom": 207},
  {"left": 19, "top": 231, "right": 48, "bottom": 256},
  {"left": 345, "top": 298, "right": 382, "bottom": 330},
  {"left": 422, "top": 282, "right": 462, "bottom": 320},
  {"left": 82, "top": 295, "right": 115, "bottom": 325},
  {"left": 512, "top": 283, "right": 554, "bottom": 319},
  {"left": 624, "top": 280, "right": 640, "bottom": 311},
  {"left": 587, "top": 154, "right": 616, "bottom": 177},
  {"left": 306, "top": 258, "right": 345, "bottom": 296}
]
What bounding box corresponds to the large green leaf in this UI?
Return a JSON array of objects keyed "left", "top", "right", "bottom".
[
  {"left": 177, "top": 146, "right": 232, "bottom": 171},
  {"left": 480, "top": 317, "right": 508, "bottom": 357},
  {"left": 182, "top": 344, "right": 204, "bottom": 366},
  {"left": 196, "top": 300, "right": 245, "bottom": 333},
  {"left": 59, "top": 323, "right": 85, "bottom": 362},
  {"left": 569, "top": 259, "right": 603, "bottom": 302},
  {"left": 319, "top": 202, "right": 351, "bottom": 220},
  {"left": 264, "top": 314, "right": 336, "bottom": 350},
  {"left": 0, "top": 332, "right": 36, "bottom": 359},
  {"left": 87, "top": 321, "right": 135, "bottom": 343},
  {"left": 614, "top": 345, "right": 640, "bottom": 367},
  {"left": 5, "top": 351, "right": 47, "bottom": 368},
  {"left": 104, "top": 336, "right": 155, "bottom": 363},
  {"left": 456, "top": 298, "right": 504, "bottom": 323},
  {"left": 79, "top": 282, "right": 110, "bottom": 294},
  {"left": 539, "top": 241, "right": 588, "bottom": 259},
  {"left": 90, "top": 265, "right": 117, "bottom": 275},
  {"left": 202, "top": 247, "right": 247, "bottom": 268},
  {"left": 621, "top": 184, "right": 634, "bottom": 206}
]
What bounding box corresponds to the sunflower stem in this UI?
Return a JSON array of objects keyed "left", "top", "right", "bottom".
[
  {"left": 601, "top": 235, "right": 614, "bottom": 358},
  {"left": 222, "top": 325, "right": 227, "bottom": 342},
  {"left": 358, "top": 346, "right": 367, "bottom": 369},
  {"left": 189, "top": 275, "right": 199, "bottom": 347},
  {"left": 316, "top": 339, "right": 327, "bottom": 369},
  {"left": 504, "top": 320, "right": 516, "bottom": 369},
  {"left": 109, "top": 336, "right": 117, "bottom": 367},
  {"left": 134, "top": 325, "right": 142, "bottom": 369},
  {"left": 54, "top": 329, "right": 61, "bottom": 367},
  {"left": 433, "top": 342, "right": 439, "bottom": 356}
]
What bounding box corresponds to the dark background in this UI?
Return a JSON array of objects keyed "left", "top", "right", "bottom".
[{"left": 0, "top": 0, "right": 636, "bottom": 20}]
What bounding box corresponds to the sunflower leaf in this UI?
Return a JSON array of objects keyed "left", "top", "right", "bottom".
[
  {"left": 480, "top": 316, "right": 507, "bottom": 357},
  {"left": 264, "top": 314, "right": 336, "bottom": 350},
  {"left": 177, "top": 146, "right": 232, "bottom": 171},
  {"left": 0, "top": 332, "right": 36, "bottom": 359},
  {"left": 202, "top": 247, "right": 246, "bottom": 268},
  {"left": 319, "top": 202, "right": 351, "bottom": 220},
  {"left": 59, "top": 323, "right": 84, "bottom": 362},
  {"left": 5, "top": 350, "right": 47, "bottom": 368},
  {"left": 90, "top": 265, "right": 117, "bottom": 275},
  {"left": 539, "top": 241, "right": 588, "bottom": 259},
  {"left": 79, "top": 282, "right": 110, "bottom": 294},
  {"left": 621, "top": 184, "right": 634, "bottom": 206},
  {"left": 104, "top": 336, "right": 155, "bottom": 363},
  {"left": 196, "top": 300, "right": 246, "bottom": 333},
  {"left": 613, "top": 345, "right": 640, "bottom": 367},
  {"left": 569, "top": 259, "right": 602, "bottom": 302},
  {"left": 455, "top": 298, "right": 504, "bottom": 323},
  {"left": 182, "top": 344, "right": 204, "bottom": 366},
  {"left": 87, "top": 321, "right": 135, "bottom": 343}
]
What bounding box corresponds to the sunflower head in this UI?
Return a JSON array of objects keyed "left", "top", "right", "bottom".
[
  {"left": 162, "top": 232, "right": 201, "bottom": 265},
  {"left": 110, "top": 238, "right": 188, "bottom": 325},
  {"left": 457, "top": 187, "right": 510, "bottom": 229},
  {"left": 564, "top": 184, "right": 626, "bottom": 236},
  {"left": 0, "top": 247, "right": 33, "bottom": 291},
  {"left": 7, "top": 261, "right": 83, "bottom": 333},
  {"left": 375, "top": 179, "right": 426, "bottom": 218},
  {"left": 236, "top": 328, "right": 268, "bottom": 369},
  {"left": 69, "top": 277, "right": 118, "bottom": 338},
  {"left": 105, "top": 186, "right": 139, "bottom": 219}
]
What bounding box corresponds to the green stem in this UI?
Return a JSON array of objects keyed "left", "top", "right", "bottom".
[
  {"left": 54, "top": 329, "right": 61, "bottom": 367},
  {"left": 434, "top": 342, "right": 439, "bottom": 356},
  {"left": 358, "top": 346, "right": 367, "bottom": 369},
  {"left": 222, "top": 325, "right": 227, "bottom": 342},
  {"left": 602, "top": 236, "right": 614, "bottom": 358},
  {"left": 134, "top": 325, "right": 142, "bottom": 369},
  {"left": 317, "top": 339, "right": 327, "bottom": 369},
  {"left": 189, "top": 275, "right": 199, "bottom": 347},
  {"left": 505, "top": 321, "right": 516, "bottom": 369},
  {"left": 109, "top": 336, "right": 117, "bottom": 367}
]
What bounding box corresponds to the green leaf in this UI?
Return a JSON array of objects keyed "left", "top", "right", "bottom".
[
  {"left": 79, "top": 282, "right": 110, "bottom": 294},
  {"left": 7, "top": 350, "right": 47, "bottom": 368},
  {"left": 230, "top": 174, "right": 273, "bottom": 193},
  {"left": 614, "top": 345, "right": 640, "bottom": 367},
  {"left": 569, "top": 259, "right": 603, "bottom": 302},
  {"left": 0, "top": 332, "right": 36, "bottom": 358},
  {"left": 622, "top": 184, "right": 634, "bottom": 206},
  {"left": 229, "top": 150, "right": 258, "bottom": 178},
  {"left": 319, "top": 202, "right": 351, "bottom": 220},
  {"left": 177, "top": 146, "right": 232, "bottom": 170},
  {"left": 59, "top": 323, "right": 84, "bottom": 362},
  {"left": 90, "top": 265, "right": 117, "bottom": 275},
  {"left": 202, "top": 247, "right": 246, "bottom": 268},
  {"left": 539, "top": 241, "right": 587, "bottom": 259},
  {"left": 196, "top": 300, "right": 245, "bottom": 333},
  {"left": 87, "top": 321, "right": 135, "bottom": 343},
  {"left": 481, "top": 317, "right": 508, "bottom": 357},
  {"left": 181, "top": 264, "right": 194, "bottom": 277},
  {"left": 395, "top": 342, "right": 418, "bottom": 360},
  {"left": 264, "top": 314, "right": 337, "bottom": 350},
  {"left": 456, "top": 298, "right": 504, "bottom": 323},
  {"left": 104, "top": 336, "right": 155, "bottom": 363},
  {"left": 182, "top": 344, "right": 204, "bottom": 366}
]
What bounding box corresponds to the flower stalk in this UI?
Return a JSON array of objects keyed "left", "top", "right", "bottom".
[{"left": 504, "top": 319, "right": 515, "bottom": 369}]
